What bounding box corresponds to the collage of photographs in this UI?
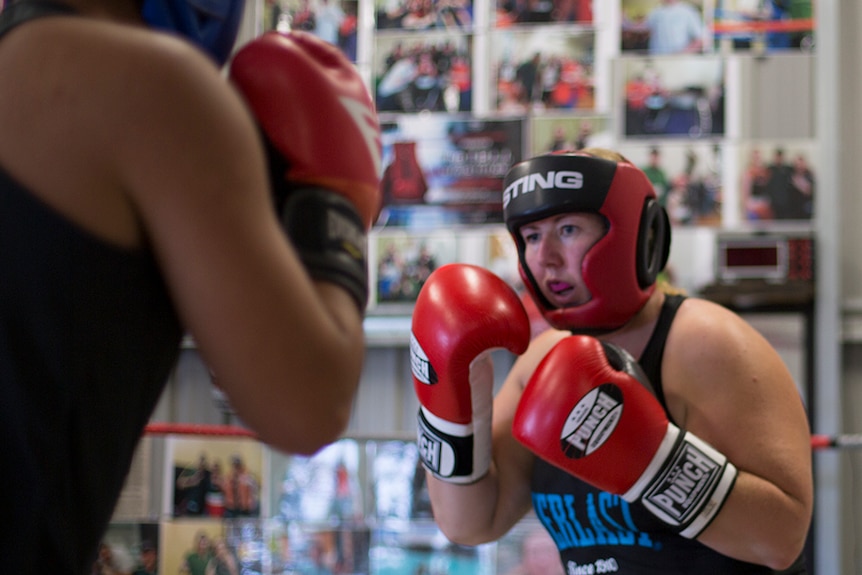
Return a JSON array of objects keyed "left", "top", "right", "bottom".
[
  {"left": 256, "top": 0, "right": 815, "bottom": 238},
  {"left": 97, "top": 436, "right": 526, "bottom": 575},
  {"left": 93, "top": 1, "right": 817, "bottom": 574}
]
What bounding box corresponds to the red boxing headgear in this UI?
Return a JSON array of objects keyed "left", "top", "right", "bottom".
[{"left": 502, "top": 152, "right": 670, "bottom": 333}]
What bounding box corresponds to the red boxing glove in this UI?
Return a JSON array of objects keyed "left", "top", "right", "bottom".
[
  {"left": 411, "top": 264, "right": 531, "bottom": 483},
  {"left": 513, "top": 335, "right": 737, "bottom": 539},
  {"left": 229, "top": 31, "right": 382, "bottom": 311}
]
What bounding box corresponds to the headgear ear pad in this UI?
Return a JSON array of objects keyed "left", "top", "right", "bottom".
[
  {"left": 636, "top": 197, "right": 671, "bottom": 288},
  {"left": 503, "top": 152, "right": 670, "bottom": 333}
]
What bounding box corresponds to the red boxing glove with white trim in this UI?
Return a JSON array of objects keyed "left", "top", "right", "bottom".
[
  {"left": 411, "top": 264, "right": 531, "bottom": 484},
  {"left": 229, "top": 31, "right": 382, "bottom": 311},
  {"left": 513, "top": 335, "right": 738, "bottom": 539}
]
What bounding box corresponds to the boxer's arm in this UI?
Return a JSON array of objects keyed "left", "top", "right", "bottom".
[
  {"left": 514, "top": 335, "right": 738, "bottom": 540},
  {"left": 116, "top": 35, "right": 365, "bottom": 455},
  {"left": 662, "top": 299, "right": 813, "bottom": 569},
  {"left": 426, "top": 328, "right": 568, "bottom": 545},
  {"left": 229, "top": 32, "right": 382, "bottom": 313}
]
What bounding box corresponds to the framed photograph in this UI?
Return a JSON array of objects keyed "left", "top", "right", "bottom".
[
  {"left": 93, "top": 523, "right": 160, "bottom": 575},
  {"left": 491, "top": 27, "right": 595, "bottom": 113},
  {"left": 368, "top": 439, "right": 431, "bottom": 521},
  {"left": 221, "top": 518, "right": 268, "bottom": 575},
  {"left": 275, "top": 438, "right": 364, "bottom": 524},
  {"left": 160, "top": 520, "right": 225, "bottom": 575},
  {"left": 265, "top": 0, "right": 360, "bottom": 61},
  {"left": 621, "top": 0, "right": 708, "bottom": 55},
  {"left": 366, "top": 437, "right": 495, "bottom": 574},
  {"left": 530, "top": 115, "right": 613, "bottom": 155},
  {"left": 374, "top": 33, "right": 473, "bottom": 113},
  {"left": 494, "top": 0, "right": 593, "bottom": 27},
  {"left": 737, "top": 140, "right": 816, "bottom": 223},
  {"left": 712, "top": 0, "right": 814, "bottom": 53},
  {"left": 374, "top": 115, "right": 524, "bottom": 228},
  {"left": 375, "top": 0, "right": 474, "bottom": 32},
  {"left": 617, "top": 141, "right": 724, "bottom": 227},
  {"left": 370, "top": 231, "right": 459, "bottom": 311},
  {"left": 272, "top": 523, "right": 372, "bottom": 575},
  {"left": 620, "top": 55, "right": 725, "bottom": 138},
  {"left": 166, "top": 436, "right": 264, "bottom": 520}
]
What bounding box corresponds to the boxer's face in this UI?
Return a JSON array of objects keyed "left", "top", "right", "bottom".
[{"left": 520, "top": 211, "right": 606, "bottom": 309}]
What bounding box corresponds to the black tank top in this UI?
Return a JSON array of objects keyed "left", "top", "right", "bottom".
[
  {"left": 530, "top": 294, "right": 806, "bottom": 574},
  {"left": 0, "top": 4, "right": 183, "bottom": 571}
]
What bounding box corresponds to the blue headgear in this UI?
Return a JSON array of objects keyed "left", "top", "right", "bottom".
[{"left": 141, "top": 0, "right": 245, "bottom": 65}]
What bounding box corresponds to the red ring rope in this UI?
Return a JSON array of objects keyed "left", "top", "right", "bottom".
[
  {"left": 144, "top": 422, "right": 257, "bottom": 438},
  {"left": 810, "top": 434, "right": 862, "bottom": 450}
]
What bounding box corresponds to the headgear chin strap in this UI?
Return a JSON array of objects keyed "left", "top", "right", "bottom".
[
  {"left": 502, "top": 152, "right": 671, "bottom": 334},
  {"left": 142, "top": 0, "right": 245, "bottom": 65}
]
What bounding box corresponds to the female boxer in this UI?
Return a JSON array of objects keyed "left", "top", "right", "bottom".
[{"left": 411, "top": 148, "right": 812, "bottom": 574}]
